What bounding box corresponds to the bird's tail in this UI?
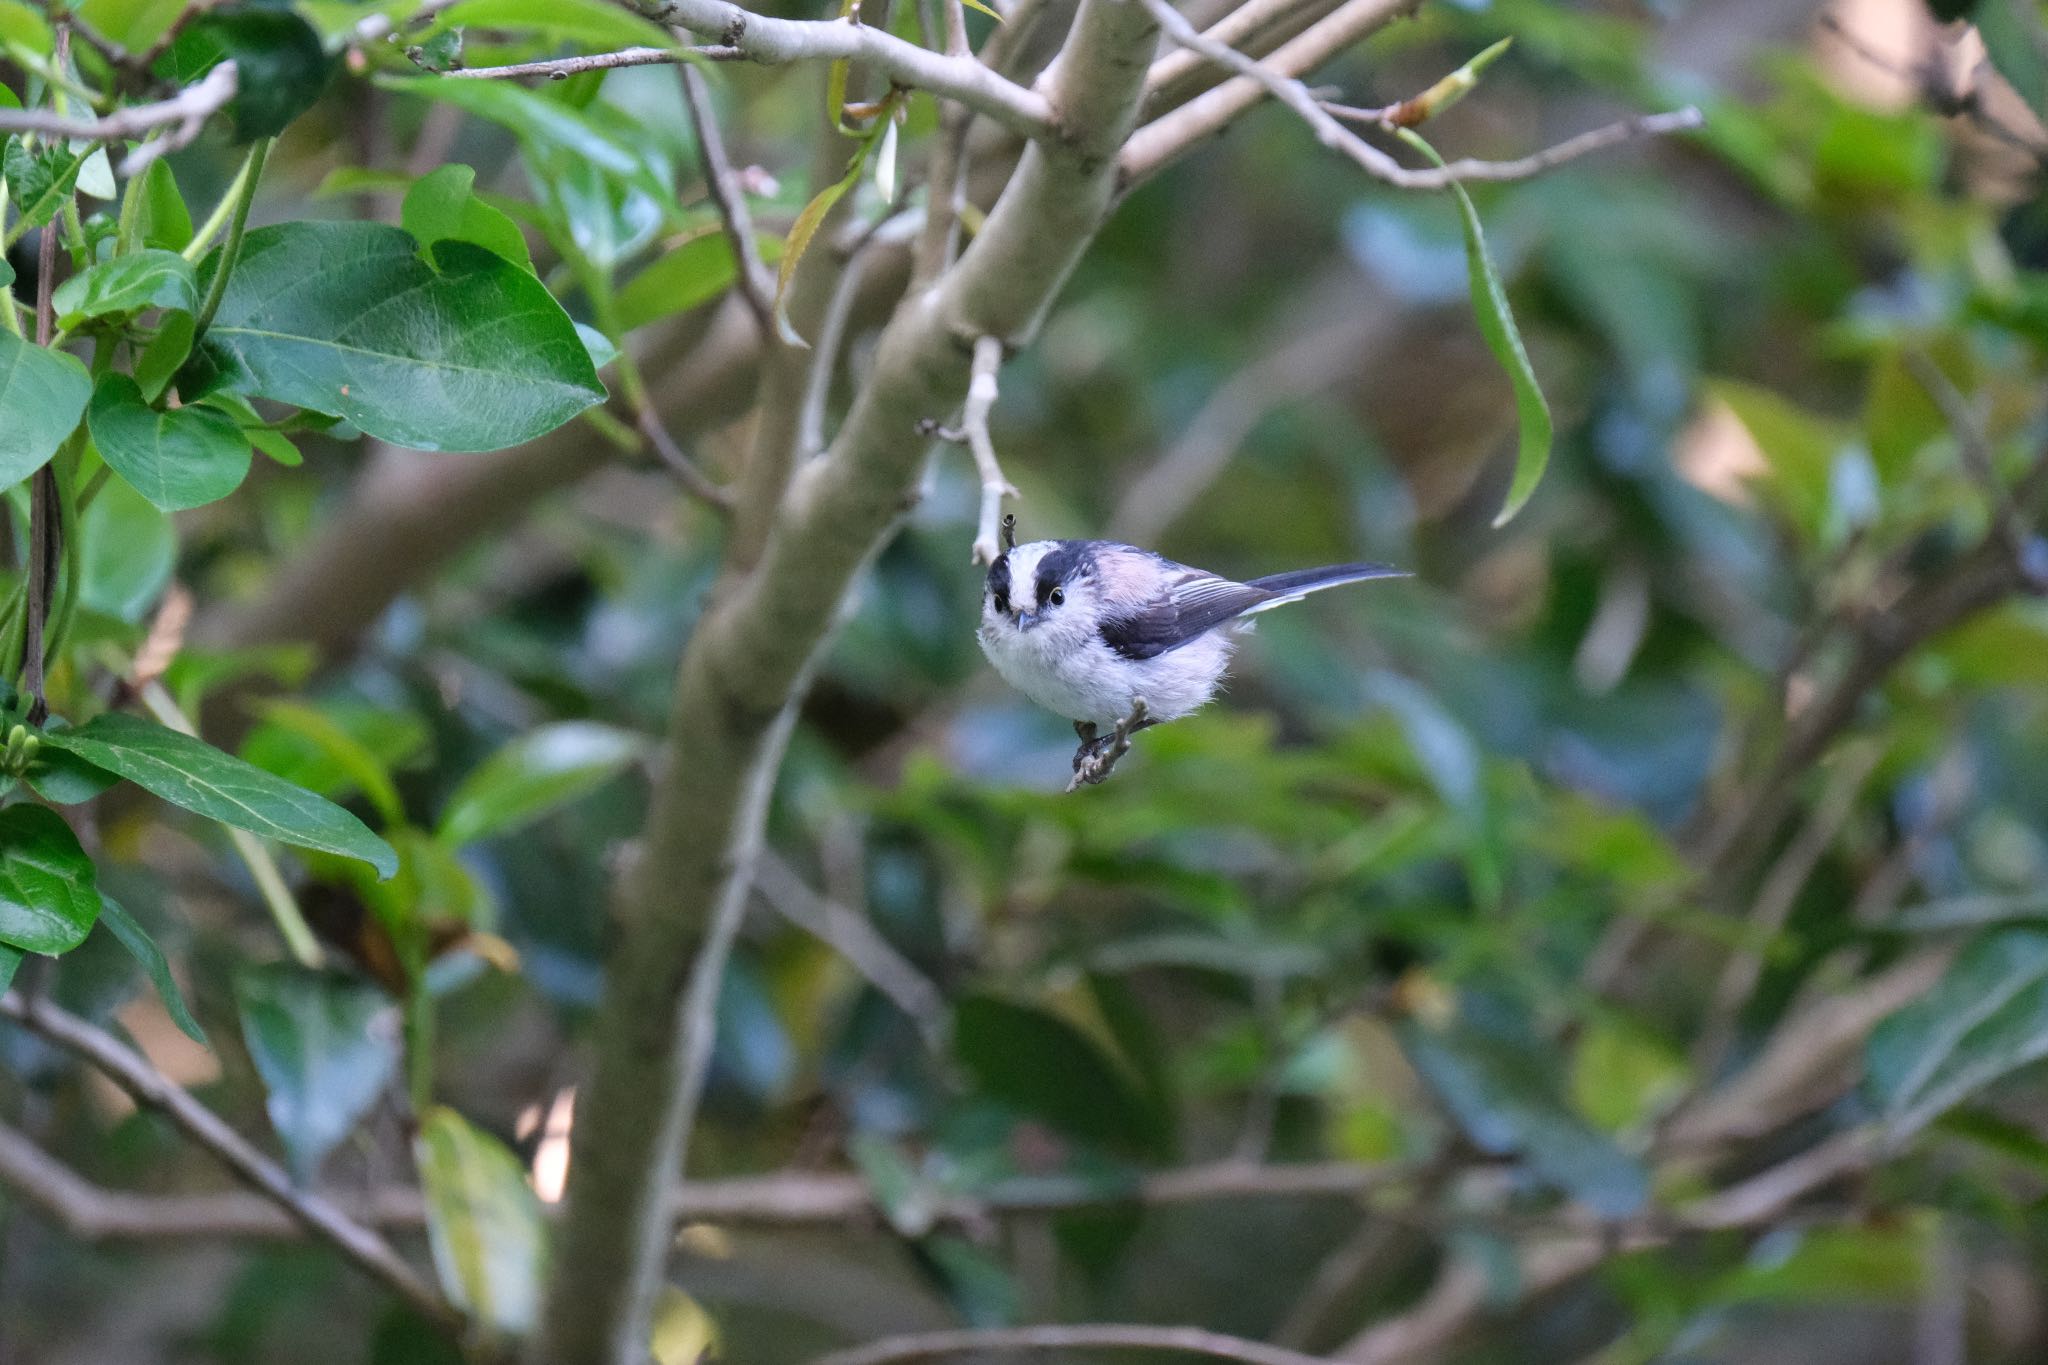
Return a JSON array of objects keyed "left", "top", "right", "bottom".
[{"left": 1243, "top": 562, "right": 1409, "bottom": 614}]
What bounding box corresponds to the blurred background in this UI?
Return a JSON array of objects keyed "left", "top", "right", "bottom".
[{"left": 8, "top": 0, "right": 2048, "bottom": 1361}]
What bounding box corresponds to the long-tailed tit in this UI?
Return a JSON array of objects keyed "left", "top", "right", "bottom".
[{"left": 978, "top": 537, "right": 1407, "bottom": 742}]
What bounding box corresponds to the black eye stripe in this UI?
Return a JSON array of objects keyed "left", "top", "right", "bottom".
[{"left": 987, "top": 555, "right": 1012, "bottom": 615}]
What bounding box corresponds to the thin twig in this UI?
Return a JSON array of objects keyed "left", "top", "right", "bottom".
[
  {"left": 680, "top": 63, "right": 777, "bottom": 334},
  {"left": 1819, "top": 12, "right": 2048, "bottom": 160},
  {"left": 753, "top": 851, "right": 949, "bottom": 1044},
  {"left": 959, "top": 336, "right": 1017, "bottom": 565},
  {"left": 640, "top": 0, "right": 1055, "bottom": 139},
  {"left": 1122, "top": 0, "right": 1700, "bottom": 189},
  {"left": 0, "top": 62, "right": 239, "bottom": 176},
  {"left": 444, "top": 44, "right": 742, "bottom": 80},
  {"left": 0, "top": 992, "right": 459, "bottom": 1330},
  {"left": 813, "top": 1324, "right": 1335, "bottom": 1365},
  {"left": 1903, "top": 350, "right": 2035, "bottom": 563},
  {"left": 349, "top": 0, "right": 465, "bottom": 48},
  {"left": 639, "top": 407, "right": 737, "bottom": 509},
  {"left": 1068, "top": 697, "right": 1148, "bottom": 791}
]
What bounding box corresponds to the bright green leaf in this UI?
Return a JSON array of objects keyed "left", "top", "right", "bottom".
[
  {"left": 78, "top": 475, "right": 175, "bottom": 622},
  {"left": 193, "top": 221, "right": 605, "bottom": 452},
  {"left": 134, "top": 159, "right": 194, "bottom": 252},
  {"left": 89, "top": 374, "right": 253, "bottom": 511},
  {"left": 53, "top": 250, "right": 197, "bottom": 327},
  {"left": 416, "top": 1105, "right": 548, "bottom": 1336},
  {"left": 377, "top": 76, "right": 668, "bottom": 201},
  {"left": 41, "top": 712, "right": 400, "bottom": 878},
  {"left": 436, "top": 721, "right": 647, "bottom": 847},
  {"left": 402, "top": 165, "right": 532, "bottom": 272},
  {"left": 0, "top": 806, "right": 101, "bottom": 958},
  {"left": 25, "top": 728, "right": 121, "bottom": 805},
  {"left": 136, "top": 310, "right": 197, "bottom": 404},
  {"left": 244, "top": 699, "right": 416, "bottom": 827},
  {"left": 1397, "top": 129, "right": 1553, "bottom": 528},
  {"left": 438, "top": 0, "right": 672, "bottom": 51},
  {"left": 237, "top": 964, "right": 399, "bottom": 1182},
  {"left": 615, "top": 228, "right": 783, "bottom": 332},
  {"left": 100, "top": 896, "right": 206, "bottom": 1045},
  {"left": 0, "top": 332, "right": 92, "bottom": 488}
]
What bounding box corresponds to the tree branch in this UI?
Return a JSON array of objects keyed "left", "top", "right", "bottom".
[
  {"left": 639, "top": 0, "right": 1056, "bottom": 139},
  {"left": 954, "top": 335, "right": 1017, "bottom": 565},
  {"left": 815, "top": 1325, "right": 1334, "bottom": 1365},
  {"left": 679, "top": 63, "right": 777, "bottom": 336},
  {"left": 0, "top": 992, "right": 460, "bottom": 1332},
  {"left": 753, "top": 851, "right": 949, "bottom": 1045},
  {"left": 537, "top": 0, "right": 1161, "bottom": 1354},
  {"left": 0, "top": 61, "right": 239, "bottom": 175},
  {"left": 442, "top": 44, "right": 741, "bottom": 79}
]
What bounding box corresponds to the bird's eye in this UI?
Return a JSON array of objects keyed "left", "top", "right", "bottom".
[{"left": 1048, "top": 587, "right": 1065, "bottom": 607}]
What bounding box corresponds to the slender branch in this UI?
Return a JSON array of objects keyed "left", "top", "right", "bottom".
[
  {"left": 814, "top": 1325, "right": 1335, "bottom": 1365},
  {"left": 1145, "top": 0, "right": 1335, "bottom": 107},
  {"left": 753, "top": 851, "right": 949, "bottom": 1044},
  {"left": 958, "top": 336, "right": 1017, "bottom": 565},
  {"left": 444, "top": 45, "right": 742, "bottom": 80},
  {"left": 1129, "top": 0, "right": 1702, "bottom": 191},
  {"left": 638, "top": 406, "right": 737, "bottom": 509},
  {"left": 0, "top": 61, "right": 239, "bottom": 176},
  {"left": 0, "top": 992, "right": 459, "bottom": 1331},
  {"left": 679, "top": 64, "right": 776, "bottom": 335},
  {"left": 1903, "top": 349, "right": 2034, "bottom": 563},
  {"left": 639, "top": 0, "right": 1056, "bottom": 139}
]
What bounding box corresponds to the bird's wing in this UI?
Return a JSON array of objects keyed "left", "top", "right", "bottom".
[{"left": 1097, "top": 570, "right": 1271, "bottom": 660}]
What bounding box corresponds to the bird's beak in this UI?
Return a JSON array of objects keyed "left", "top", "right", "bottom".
[{"left": 1015, "top": 610, "right": 1040, "bottom": 630}]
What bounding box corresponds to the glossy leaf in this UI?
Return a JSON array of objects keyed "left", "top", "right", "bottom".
[
  {"left": 237, "top": 964, "right": 399, "bottom": 1182},
  {"left": 89, "top": 374, "right": 254, "bottom": 511},
  {"left": 0, "top": 332, "right": 92, "bottom": 487},
  {"left": 100, "top": 896, "right": 206, "bottom": 1044},
  {"left": 156, "top": 5, "right": 334, "bottom": 141},
  {"left": 415, "top": 1105, "right": 548, "bottom": 1336},
  {"left": 53, "top": 250, "right": 197, "bottom": 327},
  {"left": 402, "top": 165, "right": 532, "bottom": 272},
  {"left": 1397, "top": 129, "right": 1553, "bottom": 528},
  {"left": 41, "top": 712, "right": 400, "bottom": 878},
  {"left": 134, "top": 159, "right": 194, "bottom": 252},
  {"left": 1867, "top": 929, "right": 2048, "bottom": 1138},
  {"left": 436, "top": 721, "right": 647, "bottom": 847},
  {"left": 243, "top": 699, "right": 419, "bottom": 827},
  {"left": 1401, "top": 1019, "right": 1649, "bottom": 1216},
  {"left": 0, "top": 806, "right": 102, "bottom": 958},
  {"left": 193, "top": 221, "right": 604, "bottom": 452}
]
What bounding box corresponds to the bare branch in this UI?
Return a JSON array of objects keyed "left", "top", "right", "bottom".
[
  {"left": 1904, "top": 349, "right": 2035, "bottom": 563},
  {"left": 753, "top": 851, "right": 949, "bottom": 1044},
  {"left": 443, "top": 44, "right": 741, "bottom": 79},
  {"left": 638, "top": 406, "right": 737, "bottom": 509},
  {"left": 639, "top": 0, "right": 1055, "bottom": 139},
  {"left": 0, "top": 61, "right": 239, "bottom": 175},
  {"left": 955, "top": 336, "right": 1017, "bottom": 565},
  {"left": 0, "top": 991, "right": 460, "bottom": 1331},
  {"left": 680, "top": 64, "right": 778, "bottom": 335},
  {"left": 815, "top": 1326, "right": 1334, "bottom": 1365}
]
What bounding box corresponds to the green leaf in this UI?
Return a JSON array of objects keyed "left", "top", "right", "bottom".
[
  {"left": 25, "top": 729, "right": 121, "bottom": 805},
  {"left": 615, "top": 230, "right": 741, "bottom": 331},
  {"left": 775, "top": 145, "right": 870, "bottom": 347},
  {"left": 439, "top": 0, "right": 671, "bottom": 48},
  {"left": 89, "top": 374, "right": 253, "bottom": 511},
  {"left": 237, "top": 964, "right": 399, "bottom": 1182},
  {"left": 402, "top": 165, "right": 532, "bottom": 272},
  {"left": 243, "top": 699, "right": 416, "bottom": 827},
  {"left": 135, "top": 310, "right": 197, "bottom": 404},
  {"left": 0, "top": 331, "right": 92, "bottom": 487},
  {"left": 415, "top": 1105, "right": 548, "bottom": 1337},
  {"left": 1867, "top": 928, "right": 2048, "bottom": 1138},
  {"left": 1396, "top": 129, "right": 1552, "bottom": 528},
  {"left": 156, "top": 5, "right": 334, "bottom": 141},
  {"left": 0, "top": 806, "right": 102, "bottom": 958},
  {"left": 1401, "top": 1018, "right": 1649, "bottom": 1216},
  {"left": 41, "top": 712, "right": 399, "bottom": 878},
  {"left": 99, "top": 896, "right": 206, "bottom": 1044},
  {"left": 436, "top": 721, "right": 646, "bottom": 847},
  {"left": 377, "top": 76, "right": 668, "bottom": 202},
  {"left": 3, "top": 140, "right": 88, "bottom": 235},
  {"left": 193, "top": 221, "right": 605, "bottom": 452},
  {"left": 134, "top": 159, "right": 194, "bottom": 253},
  {"left": 0, "top": 943, "right": 18, "bottom": 995},
  {"left": 78, "top": 475, "right": 175, "bottom": 622},
  {"left": 954, "top": 994, "right": 1168, "bottom": 1156},
  {"left": 53, "top": 250, "right": 197, "bottom": 327}
]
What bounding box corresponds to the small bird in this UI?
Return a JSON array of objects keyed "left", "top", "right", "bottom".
[{"left": 978, "top": 534, "right": 1406, "bottom": 777}]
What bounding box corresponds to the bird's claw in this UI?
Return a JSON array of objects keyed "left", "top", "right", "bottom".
[{"left": 1066, "top": 700, "right": 1149, "bottom": 792}]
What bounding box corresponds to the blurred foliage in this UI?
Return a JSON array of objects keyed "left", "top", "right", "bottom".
[{"left": 5, "top": 0, "right": 2048, "bottom": 1363}]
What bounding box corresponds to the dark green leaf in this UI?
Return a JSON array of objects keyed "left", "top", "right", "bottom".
[
  {"left": 3, "top": 140, "right": 87, "bottom": 234},
  {"left": 237, "top": 964, "right": 399, "bottom": 1182},
  {"left": 194, "top": 221, "right": 605, "bottom": 452},
  {"left": 136, "top": 310, "right": 197, "bottom": 403},
  {"left": 1924, "top": 0, "right": 1977, "bottom": 20},
  {"left": 53, "top": 250, "right": 197, "bottom": 327},
  {"left": 1401, "top": 1019, "right": 1649, "bottom": 1216},
  {"left": 402, "top": 165, "right": 531, "bottom": 271},
  {"left": 0, "top": 331, "right": 92, "bottom": 487},
  {"left": 1867, "top": 928, "right": 2048, "bottom": 1138},
  {"left": 1397, "top": 129, "right": 1553, "bottom": 528},
  {"left": 99, "top": 896, "right": 206, "bottom": 1044},
  {"left": 41, "top": 712, "right": 399, "bottom": 878},
  {"left": 25, "top": 732, "right": 121, "bottom": 804},
  {"left": 415, "top": 1105, "right": 548, "bottom": 1336},
  {"left": 954, "top": 994, "right": 1167, "bottom": 1156},
  {"left": 435, "top": 721, "right": 646, "bottom": 847},
  {"left": 89, "top": 374, "right": 253, "bottom": 511},
  {"left": 134, "top": 159, "right": 194, "bottom": 252},
  {"left": 156, "top": 5, "right": 334, "bottom": 141},
  {"left": 0, "top": 805, "right": 102, "bottom": 957}
]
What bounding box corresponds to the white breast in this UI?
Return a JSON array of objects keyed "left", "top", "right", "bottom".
[{"left": 979, "top": 621, "right": 1241, "bottom": 727}]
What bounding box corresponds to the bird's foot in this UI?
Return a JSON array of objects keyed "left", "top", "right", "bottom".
[{"left": 1067, "top": 700, "right": 1150, "bottom": 792}]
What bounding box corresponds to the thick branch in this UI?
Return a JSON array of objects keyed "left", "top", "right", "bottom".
[
  {"left": 0, "top": 992, "right": 459, "bottom": 1331},
  {"left": 641, "top": 0, "right": 1055, "bottom": 139},
  {"left": 537, "top": 0, "right": 1161, "bottom": 1356}
]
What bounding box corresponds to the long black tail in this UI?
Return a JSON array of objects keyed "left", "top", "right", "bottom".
[{"left": 1245, "top": 562, "right": 1409, "bottom": 611}]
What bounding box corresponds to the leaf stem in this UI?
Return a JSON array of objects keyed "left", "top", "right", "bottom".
[
  {"left": 137, "top": 681, "right": 325, "bottom": 969},
  {"left": 190, "top": 138, "right": 270, "bottom": 344}
]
